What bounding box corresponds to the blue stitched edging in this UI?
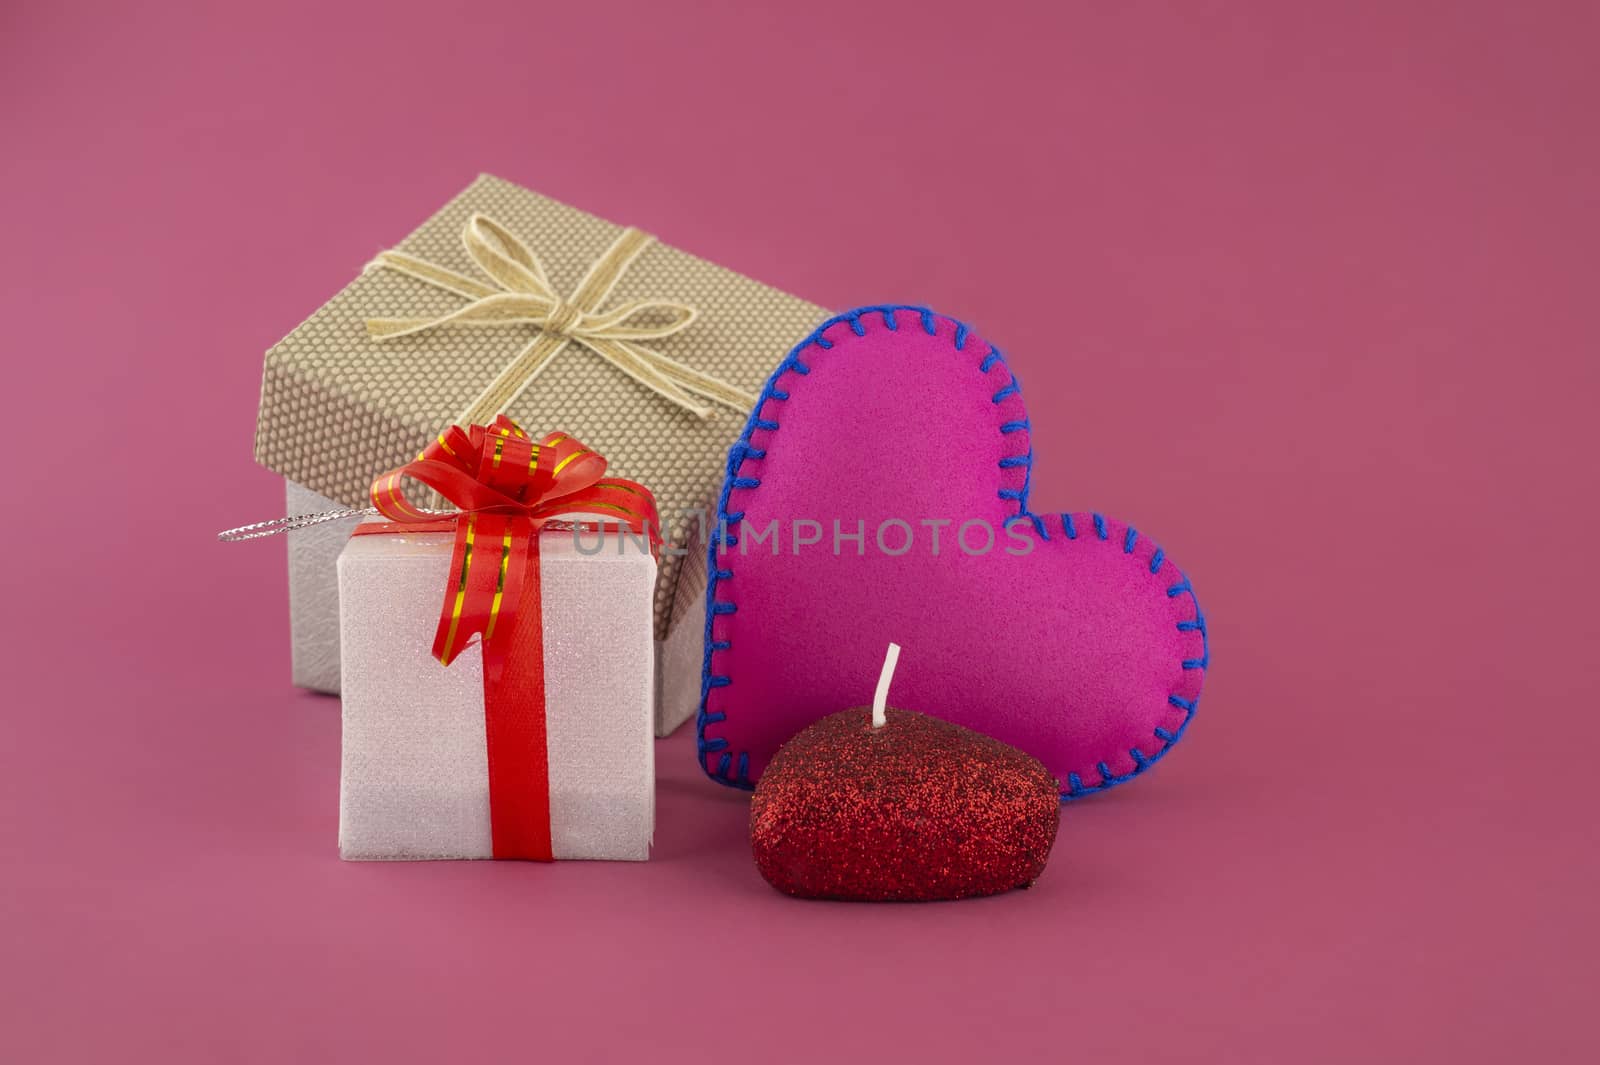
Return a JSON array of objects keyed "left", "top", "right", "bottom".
[
  {"left": 1052, "top": 510, "right": 1208, "bottom": 802},
  {"left": 697, "top": 305, "right": 1026, "bottom": 789},
  {"left": 697, "top": 305, "right": 1026, "bottom": 790},
  {"left": 696, "top": 305, "right": 1204, "bottom": 800}
]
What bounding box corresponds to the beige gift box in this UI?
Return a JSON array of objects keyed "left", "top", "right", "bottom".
[{"left": 254, "top": 174, "right": 826, "bottom": 735}]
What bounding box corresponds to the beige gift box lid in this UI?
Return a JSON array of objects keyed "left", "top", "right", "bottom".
[{"left": 254, "top": 174, "right": 827, "bottom": 637}]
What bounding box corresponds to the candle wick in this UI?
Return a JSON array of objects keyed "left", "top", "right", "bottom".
[{"left": 871, "top": 642, "right": 901, "bottom": 729}]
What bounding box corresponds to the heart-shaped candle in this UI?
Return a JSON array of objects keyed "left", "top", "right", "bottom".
[
  {"left": 751, "top": 644, "right": 1060, "bottom": 901},
  {"left": 700, "top": 306, "right": 1208, "bottom": 798}
]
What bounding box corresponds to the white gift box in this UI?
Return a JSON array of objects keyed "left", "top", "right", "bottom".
[
  {"left": 286, "top": 481, "right": 364, "bottom": 695},
  {"left": 287, "top": 480, "right": 709, "bottom": 738},
  {"left": 337, "top": 520, "right": 656, "bottom": 861}
]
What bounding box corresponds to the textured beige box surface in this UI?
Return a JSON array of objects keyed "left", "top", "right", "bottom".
[{"left": 254, "top": 174, "right": 827, "bottom": 729}]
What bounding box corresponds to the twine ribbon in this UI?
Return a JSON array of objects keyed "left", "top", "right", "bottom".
[
  {"left": 357, "top": 415, "right": 659, "bottom": 860},
  {"left": 365, "top": 214, "right": 757, "bottom": 423}
]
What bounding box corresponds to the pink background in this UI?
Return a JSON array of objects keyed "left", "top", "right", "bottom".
[{"left": 2, "top": 2, "right": 1595, "bottom": 1062}]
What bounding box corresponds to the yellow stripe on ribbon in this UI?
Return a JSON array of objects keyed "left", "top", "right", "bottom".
[
  {"left": 437, "top": 514, "right": 476, "bottom": 664},
  {"left": 485, "top": 524, "right": 513, "bottom": 641},
  {"left": 573, "top": 501, "right": 646, "bottom": 518},
  {"left": 551, "top": 448, "right": 592, "bottom": 476},
  {"left": 603, "top": 481, "right": 647, "bottom": 497},
  {"left": 372, "top": 471, "right": 425, "bottom": 521}
]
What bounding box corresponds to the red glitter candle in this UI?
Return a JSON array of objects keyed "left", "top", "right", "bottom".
[{"left": 750, "top": 644, "right": 1061, "bottom": 901}]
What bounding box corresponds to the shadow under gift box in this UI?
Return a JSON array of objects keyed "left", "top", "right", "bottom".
[
  {"left": 257, "top": 174, "right": 828, "bottom": 737},
  {"left": 337, "top": 520, "right": 656, "bottom": 861}
]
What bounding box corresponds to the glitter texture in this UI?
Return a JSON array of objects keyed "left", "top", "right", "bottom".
[{"left": 750, "top": 707, "right": 1060, "bottom": 901}]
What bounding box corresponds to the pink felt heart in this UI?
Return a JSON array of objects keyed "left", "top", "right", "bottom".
[{"left": 698, "top": 306, "right": 1207, "bottom": 798}]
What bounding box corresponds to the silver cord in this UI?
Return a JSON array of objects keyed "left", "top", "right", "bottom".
[
  {"left": 216, "top": 507, "right": 378, "bottom": 542},
  {"left": 219, "top": 510, "right": 613, "bottom": 542}
]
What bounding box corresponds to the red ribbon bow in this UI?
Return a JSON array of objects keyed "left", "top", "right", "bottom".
[{"left": 357, "top": 415, "right": 659, "bottom": 860}]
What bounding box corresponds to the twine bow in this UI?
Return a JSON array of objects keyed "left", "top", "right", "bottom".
[{"left": 366, "top": 214, "right": 757, "bottom": 422}]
